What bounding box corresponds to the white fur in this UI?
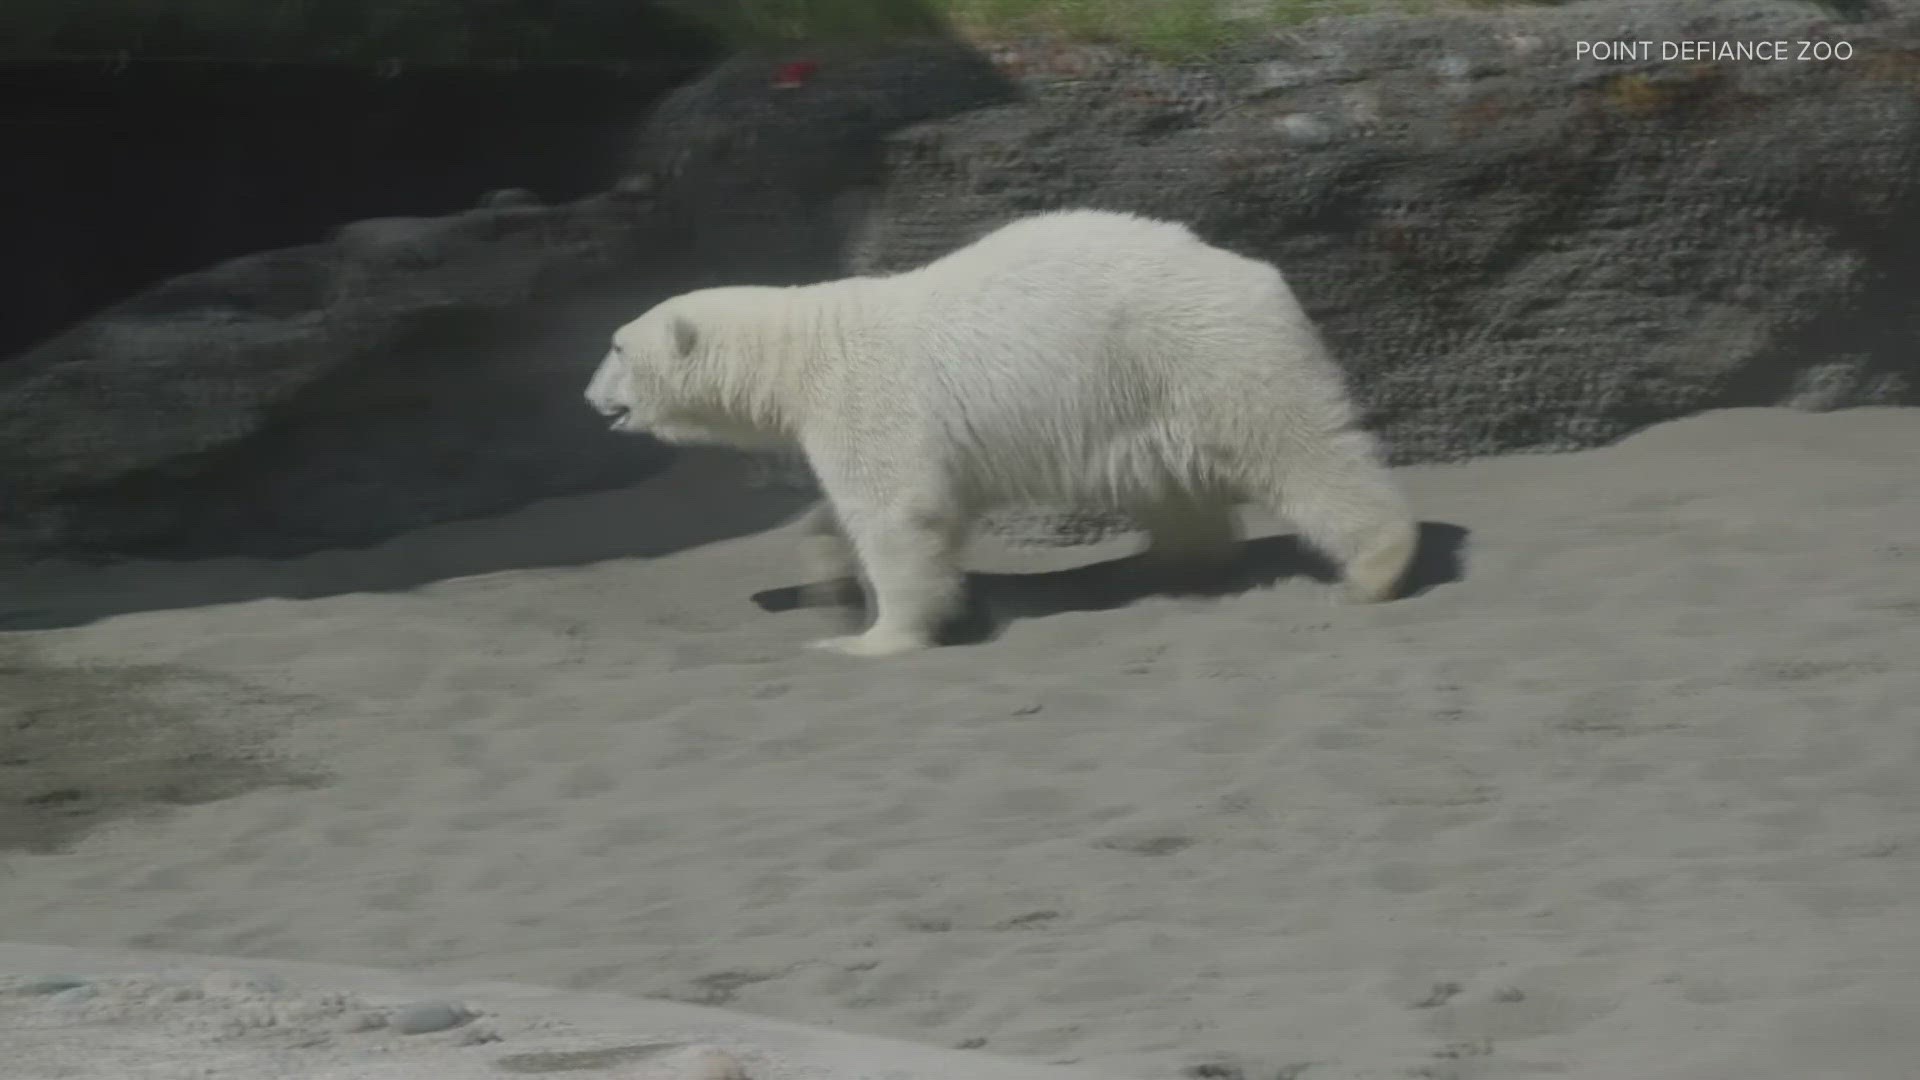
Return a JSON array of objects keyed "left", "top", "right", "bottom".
[{"left": 587, "top": 210, "right": 1417, "bottom": 657}]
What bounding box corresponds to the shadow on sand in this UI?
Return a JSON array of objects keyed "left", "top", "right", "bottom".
[
  {"left": 0, "top": 448, "right": 821, "bottom": 632},
  {"left": 752, "top": 521, "right": 1471, "bottom": 644}
]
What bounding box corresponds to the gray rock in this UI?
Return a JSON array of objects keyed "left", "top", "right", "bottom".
[
  {"left": 611, "top": 173, "right": 658, "bottom": 200},
  {"left": 0, "top": 194, "right": 694, "bottom": 567},
  {"left": 845, "top": 0, "right": 1919, "bottom": 484},
  {"left": 391, "top": 1000, "right": 474, "bottom": 1035},
  {"left": 627, "top": 41, "right": 1015, "bottom": 274},
  {"left": 478, "top": 187, "right": 541, "bottom": 209},
  {"left": 1273, "top": 112, "right": 1337, "bottom": 145},
  {"left": 0, "top": 44, "right": 1006, "bottom": 569},
  {"left": 49, "top": 983, "right": 98, "bottom": 1006}
]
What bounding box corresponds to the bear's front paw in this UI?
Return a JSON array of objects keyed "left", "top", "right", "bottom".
[{"left": 809, "top": 629, "right": 935, "bottom": 658}]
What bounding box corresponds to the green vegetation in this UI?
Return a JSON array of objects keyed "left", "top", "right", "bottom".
[{"left": 662, "top": 0, "right": 1573, "bottom": 60}]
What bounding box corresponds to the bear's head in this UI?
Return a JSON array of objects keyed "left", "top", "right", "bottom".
[{"left": 586, "top": 291, "right": 789, "bottom": 449}]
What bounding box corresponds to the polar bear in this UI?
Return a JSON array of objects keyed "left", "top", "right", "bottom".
[{"left": 586, "top": 209, "right": 1416, "bottom": 657}]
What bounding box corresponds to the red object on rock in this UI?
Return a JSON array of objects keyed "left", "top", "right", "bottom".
[{"left": 773, "top": 59, "right": 818, "bottom": 89}]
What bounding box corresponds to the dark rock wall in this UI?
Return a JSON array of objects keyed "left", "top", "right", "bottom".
[
  {"left": 0, "top": 45, "right": 1011, "bottom": 564},
  {"left": 0, "top": 59, "right": 705, "bottom": 362},
  {"left": 3, "top": 1, "right": 1916, "bottom": 568}
]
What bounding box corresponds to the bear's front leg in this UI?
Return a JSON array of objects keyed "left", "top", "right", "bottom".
[
  {"left": 800, "top": 430, "right": 970, "bottom": 658},
  {"left": 810, "top": 509, "right": 967, "bottom": 657},
  {"left": 800, "top": 482, "right": 967, "bottom": 658}
]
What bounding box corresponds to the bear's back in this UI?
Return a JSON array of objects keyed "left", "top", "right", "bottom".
[
  {"left": 883, "top": 210, "right": 1297, "bottom": 359},
  {"left": 930, "top": 209, "right": 1208, "bottom": 276}
]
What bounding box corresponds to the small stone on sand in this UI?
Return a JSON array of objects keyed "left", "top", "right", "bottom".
[
  {"left": 22, "top": 975, "right": 89, "bottom": 995},
  {"left": 392, "top": 1000, "right": 474, "bottom": 1035},
  {"left": 664, "top": 1046, "right": 749, "bottom": 1080},
  {"left": 49, "top": 984, "right": 98, "bottom": 1006}
]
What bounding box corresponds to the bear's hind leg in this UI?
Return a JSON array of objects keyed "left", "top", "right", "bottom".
[{"left": 1239, "top": 426, "right": 1417, "bottom": 603}]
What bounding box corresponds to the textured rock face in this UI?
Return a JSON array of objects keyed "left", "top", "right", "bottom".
[
  {"left": 3, "top": 2, "right": 1915, "bottom": 565},
  {"left": 0, "top": 194, "right": 685, "bottom": 563},
  {"left": 847, "top": 1, "right": 1919, "bottom": 470},
  {"left": 632, "top": 40, "right": 1016, "bottom": 275}
]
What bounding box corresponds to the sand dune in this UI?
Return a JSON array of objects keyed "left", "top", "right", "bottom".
[{"left": 3, "top": 407, "right": 1918, "bottom": 1079}]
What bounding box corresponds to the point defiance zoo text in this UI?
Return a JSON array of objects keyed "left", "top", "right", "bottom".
[{"left": 1577, "top": 40, "right": 1854, "bottom": 62}]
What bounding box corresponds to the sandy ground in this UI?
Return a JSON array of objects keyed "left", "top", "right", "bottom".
[
  {"left": 3, "top": 406, "right": 1918, "bottom": 1080},
  {"left": 1, "top": 941, "right": 1117, "bottom": 1080}
]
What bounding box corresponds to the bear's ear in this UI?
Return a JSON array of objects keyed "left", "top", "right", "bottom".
[{"left": 669, "top": 314, "right": 698, "bottom": 358}]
